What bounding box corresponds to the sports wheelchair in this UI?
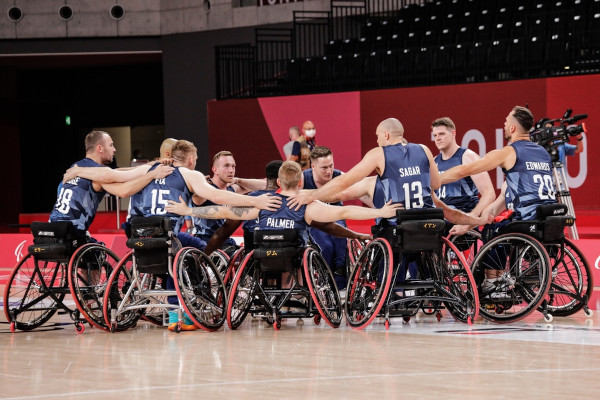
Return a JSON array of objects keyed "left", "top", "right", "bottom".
[
  {"left": 226, "top": 229, "right": 343, "bottom": 330},
  {"left": 345, "top": 208, "right": 479, "bottom": 330},
  {"left": 3, "top": 221, "right": 119, "bottom": 333},
  {"left": 102, "top": 216, "right": 227, "bottom": 332},
  {"left": 469, "top": 203, "right": 593, "bottom": 323}
]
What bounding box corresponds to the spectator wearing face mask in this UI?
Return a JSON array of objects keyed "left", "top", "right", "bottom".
[{"left": 289, "top": 120, "right": 317, "bottom": 170}]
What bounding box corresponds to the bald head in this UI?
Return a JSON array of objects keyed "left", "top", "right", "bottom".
[
  {"left": 377, "top": 118, "right": 404, "bottom": 138},
  {"left": 160, "top": 138, "right": 177, "bottom": 159}
]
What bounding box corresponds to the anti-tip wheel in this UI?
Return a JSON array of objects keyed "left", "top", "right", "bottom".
[
  {"left": 543, "top": 313, "right": 553, "bottom": 323},
  {"left": 584, "top": 308, "right": 593, "bottom": 318}
]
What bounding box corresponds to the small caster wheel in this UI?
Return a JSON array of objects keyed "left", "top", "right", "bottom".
[
  {"left": 274, "top": 321, "right": 281, "bottom": 330},
  {"left": 110, "top": 322, "right": 117, "bottom": 333},
  {"left": 436, "top": 312, "right": 442, "bottom": 322},
  {"left": 10, "top": 321, "right": 16, "bottom": 333},
  {"left": 402, "top": 316, "right": 411, "bottom": 323},
  {"left": 385, "top": 320, "right": 390, "bottom": 330},
  {"left": 584, "top": 308, "right": 593, "bottom": 318},
  {"left": 467, "top": 316, "right": 473, "bottom": 326},
  {"left": 75, "top": 323, "right": 85, "bottom": 333},
  {"left": 543, "top": 313, "right": 553, "bottom": 323},
  {"left": 313, "top": 315, "right": 321, "bottom": 325}
]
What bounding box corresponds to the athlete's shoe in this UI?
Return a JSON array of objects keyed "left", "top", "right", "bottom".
[{"left": 167, "top": 310, "right": 199, "bottom": 331}]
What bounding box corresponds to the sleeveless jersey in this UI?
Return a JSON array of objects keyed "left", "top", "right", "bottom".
[
  {"left": 377, "top": 143, "right": 434, "bottom": 224},
  {"left": 502, "top": 141, "right": 556, "bottom": 220},
  {"left": 303, "top": 168, "right": 344, "bottom": 206},
  {"left": 257, "top": 194, "right": 310, "bottom": 247},
  {"left": 192, "top": 179, "right": 235, "bottom": 238},
  {"left": 242, "top": 189, "right": 273, "bottom": 233},
  {"left": 49, "top": 158, "right": 106, "bottom": 232},
  {"left": 129, "top": 164, "right": 191, "bottom": 228},
  {"left": 434, "top": 147, "right": 479, "bottom": 212}
]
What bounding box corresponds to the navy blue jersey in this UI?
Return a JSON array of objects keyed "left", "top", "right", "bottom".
[
  {"left": 377, "top": 143, "right": 434, "bottom": 224},
  {"left": 257, "top": 194, "right": 310, "bottom": 246},
  {"left": 372, "top": 178, "right": 386, "bottom": 225},
  {"left": 50, "top": 158, "right": 106, "bottom": 232},
  {"left": 191, "top": 179, "right": 235, "bottom": 238},
  {"left": 129, "top": 165, "right": 190, "bottom": 228},
  {"left": 503, "top": 141, "right": 556, "bottom": 220},
  {"left": 435, "top": 147, "right": 479, "bottom": 212},
  {"left": 303, "top": 168, "right": 344, "bottom": 206},
  {"left": 242, "top": 189, "right": 273, "bottom": 233}
]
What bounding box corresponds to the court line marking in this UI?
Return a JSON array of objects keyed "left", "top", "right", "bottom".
[{"left": 4, "top": 367, "right": 600, "bottom": 399}]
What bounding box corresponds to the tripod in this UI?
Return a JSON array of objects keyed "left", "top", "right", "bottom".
[{"left": 552, "top": 160, "right": 579, "bottom": 239}]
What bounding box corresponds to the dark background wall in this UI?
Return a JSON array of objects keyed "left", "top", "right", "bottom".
[{"left": 0, "top": 27, "right": 255, "bottom": 229}]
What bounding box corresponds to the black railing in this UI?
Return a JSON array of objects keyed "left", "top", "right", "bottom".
[{"left": 216, "top": 0, "right": 600, "bottom": 99}]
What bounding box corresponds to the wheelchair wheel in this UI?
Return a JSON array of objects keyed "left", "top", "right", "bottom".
[
  {"left": 347, "top": 238, "right": 364, "bottom": 267},
  {"left": 222, "top": 246, "right": 245, "bottom": 290},
  {"left": 448, "top": 230, "right": 482, "bottom": 267},
  {"left": 102, "top": 252, "right": 143, "bottom": 331},
  {"left": 3, "top": 254, "right": 67, "bottom": 331},
  {"left": 543, "top": 238, "right": 593, "bottom": 317},
  {"left": 345, "top": 238, "right": 393, "bottom": 329},
  {"left": 303, "top": 248, "right": 342, "bottom": 328},
  {"left": 68, "top": 243, "right": 120, "bottom": 331},
  {"left": 226, "top": 250, "right": 260, "bottom": 330},
  {"left": 174, "top": 247, "right": 227, "bottom": 332},
  {"left": 472, "top": 233, "right": 551, "bottom": 323},
  {"left": 440, "top": 237, "right": 479, "bottom": 324},
  {"left": 210, "top": 249, "right": 230, "bottom": 279}
]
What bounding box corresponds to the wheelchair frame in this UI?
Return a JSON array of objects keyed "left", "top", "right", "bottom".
[
  {"left": 226, "top": 229, "right": 343, "bottom": 330},
  {"left": 102, "top": 216, "right": 227, "bottom": 333},
  {"left": 345, "top": 209, "right": 480, "bottom": 330},
  {"left": 3, "top": 221, "right": 120, "bottom": 333}
]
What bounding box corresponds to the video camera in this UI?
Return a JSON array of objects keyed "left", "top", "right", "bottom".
[{"left": 530, "top": 108, "right": 588, "bottom": 162}]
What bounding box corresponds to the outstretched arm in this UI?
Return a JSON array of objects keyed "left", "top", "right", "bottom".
[
  {"left": 288, "top": 147, "right": 382, "bottom": 209},
  {"left": 432, "top": 193, "right": 493, "bottom": 231},
  {"left": 63, "top": 163, "right": 154, "bottom": 184},
  {"left": 100, "top": 165, "right": 174, "bottom": 197},
  {"left": 311, "top": 221, "right": 372, "bottom": 241},
  {"left": 462, "top": 149, "right": 496, "bottom": 217},
  {"left": 441, "top": 146, "right": 514, "bottom": 185},
  {"left": 306, "top": 200, "right": 402, "bottom": 224},
  {"left": 232, "top": 177, "right": 267, "bottom": 194},
  {"left": 204, "top": 219, "right": 243, "bottom": 255},
  {"left": 182, "top": 169, "right": 281, "bottom": 211},
  {"left": 166, "top": 196, "right": 260, "bottom": 221}
]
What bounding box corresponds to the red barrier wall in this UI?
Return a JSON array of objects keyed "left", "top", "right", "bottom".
[{"left": 208, "top": 75, "right": 599, "bottom": 210}]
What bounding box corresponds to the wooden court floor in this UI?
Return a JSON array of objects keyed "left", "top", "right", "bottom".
[{"left": 1, "top": 300, "right": 600, "bottom": 400}]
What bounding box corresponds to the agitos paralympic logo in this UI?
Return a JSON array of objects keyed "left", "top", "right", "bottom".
[{"left": 15, "top": 240, "right": 27, "bottom": 262}]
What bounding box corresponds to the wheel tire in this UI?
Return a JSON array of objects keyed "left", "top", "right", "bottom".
[
  {"left": 68, "top": 244, "right": 120, "bottom": 331},
  {"left": 174, "top": 247, "right": 227, "bottom": 332},
  {"left": 4, "top": 254, "right": 67, "bottom": 331},
  {"left": 226, "top": 251, "right": 259, "bottom": 330},
  {"left": 304, "top": 248, "right": 342, "bottom": 328},
  {"left": 345, "top": 239, "right": 393, "bottom": 329},
  {"left": 473, "top": 233, "right": 551, "bottom": 323}
]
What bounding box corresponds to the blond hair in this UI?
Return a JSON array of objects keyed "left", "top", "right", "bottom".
[{"left": 278, "top": 161, "right": 302, "bottom": 190}]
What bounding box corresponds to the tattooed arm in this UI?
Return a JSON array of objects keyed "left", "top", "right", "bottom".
[{"left": 166, "top": 196, "right": 260, "bottom": 221}]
